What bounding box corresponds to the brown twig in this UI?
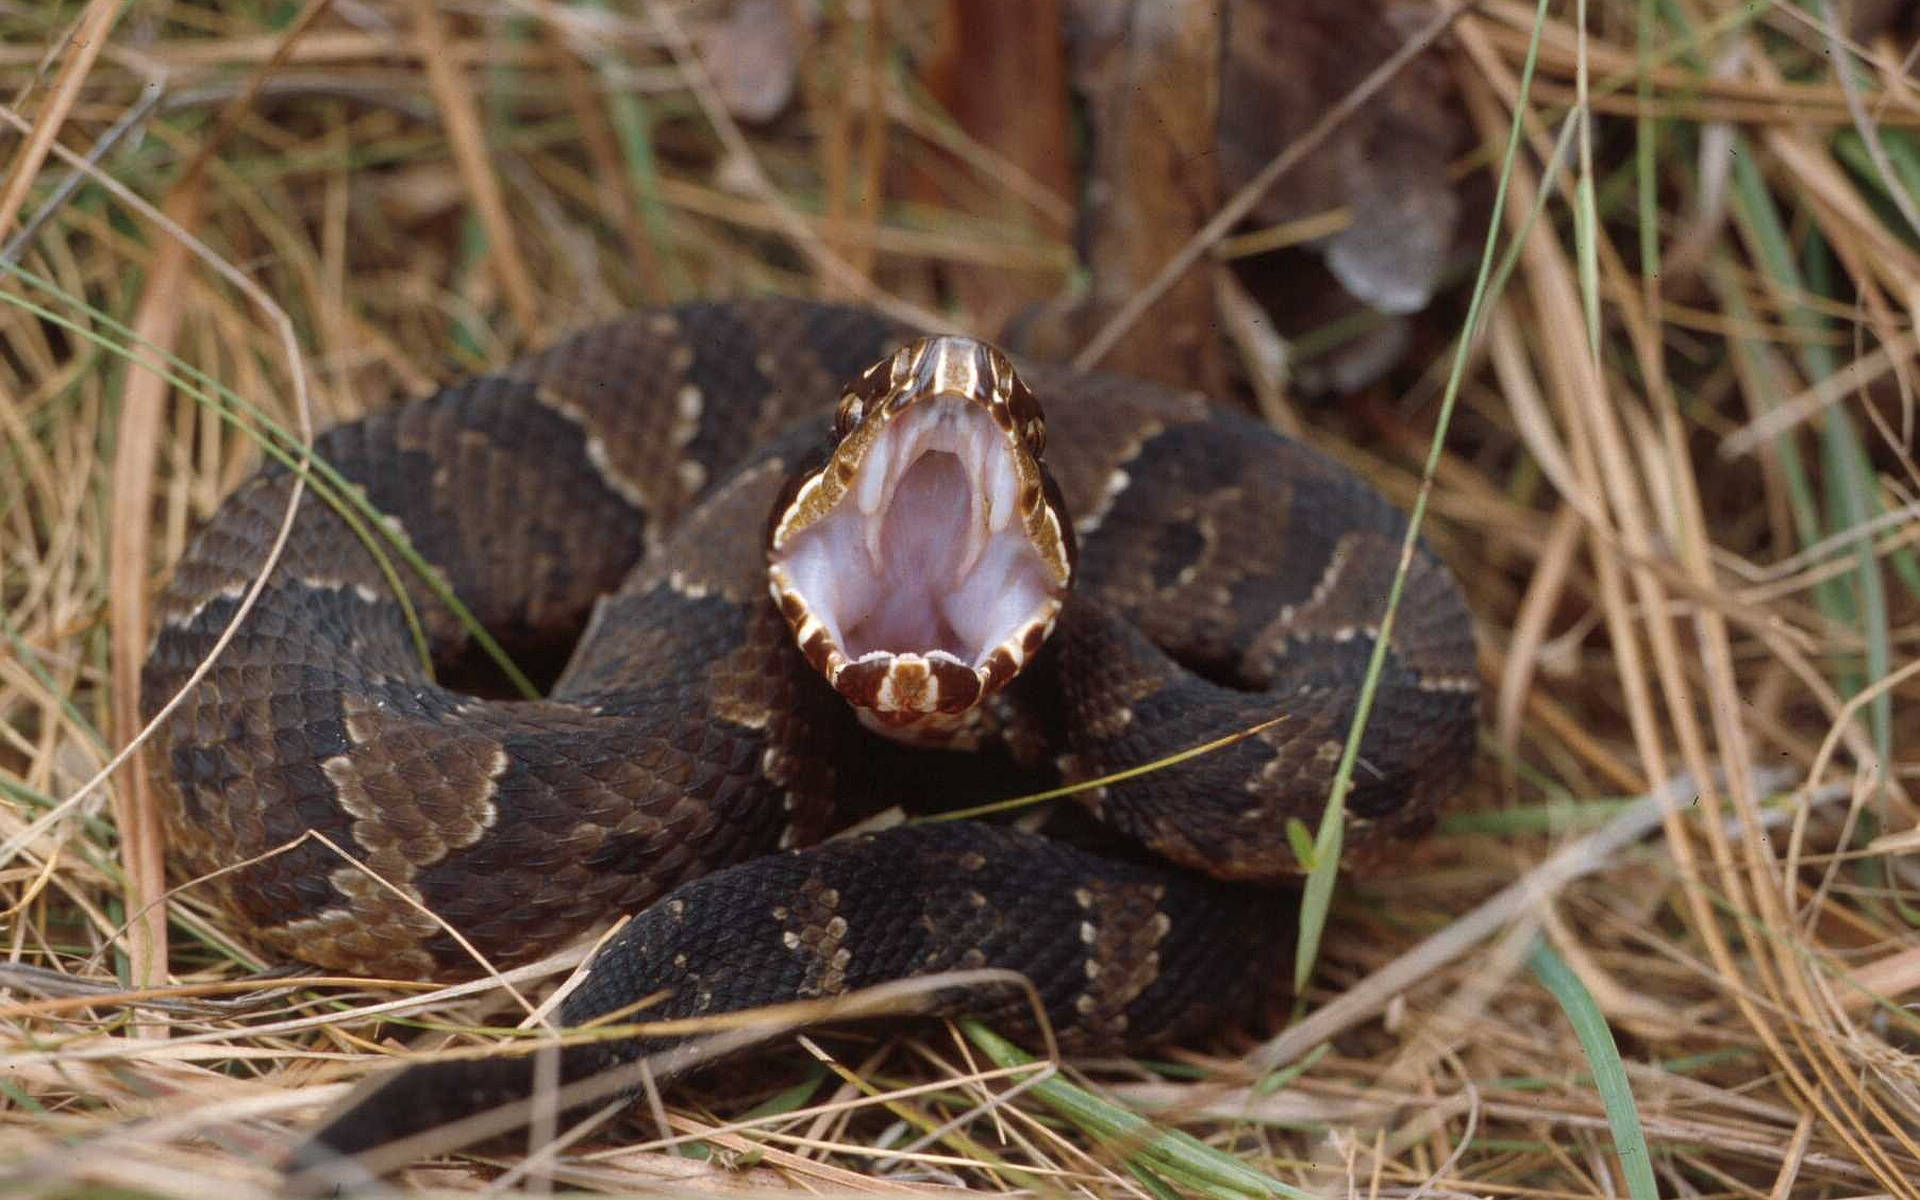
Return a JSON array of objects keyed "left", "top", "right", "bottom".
[
  {"left": 0, "top": 0, "right": 121, "bottom": 243},
  {"left": 407, "top": 0, "right": 544, "bottom": 340},
  {"left": 1071, "top": 0, "right": 1471, "bottom": 371}
]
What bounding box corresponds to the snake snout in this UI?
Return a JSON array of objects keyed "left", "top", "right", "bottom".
[{"left": 767, "top": 336, "right": 1074, "bottom": 737}]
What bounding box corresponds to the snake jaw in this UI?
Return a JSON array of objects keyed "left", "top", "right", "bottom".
[{"left": 767, "top": 336, "right": 1073, "bottom": 731}]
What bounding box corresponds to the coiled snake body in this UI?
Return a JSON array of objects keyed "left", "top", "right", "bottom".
[{"left": 141, "top": 299, "right": 1478, "bottom": 1174}]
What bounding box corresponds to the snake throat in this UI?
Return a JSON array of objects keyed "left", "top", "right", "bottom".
[{"left": 768, "top": 336, "right": 1073, "bottom": 727}]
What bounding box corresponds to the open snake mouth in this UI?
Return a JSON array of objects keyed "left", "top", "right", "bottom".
[{"left": 768, "top": 337, "right": 1073, "bottom": 728}]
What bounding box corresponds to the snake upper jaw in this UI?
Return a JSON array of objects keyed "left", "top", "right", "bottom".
[{"left": 767, "top": 336, "right": 1073, "bottom": 735}]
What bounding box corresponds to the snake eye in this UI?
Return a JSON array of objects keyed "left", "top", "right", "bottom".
[{"left": 834, "top": 393, "right": 862, "bottom": 438}]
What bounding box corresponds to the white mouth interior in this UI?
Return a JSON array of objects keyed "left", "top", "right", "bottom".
[{"left": 774, "top": 397, "right": 1055, "bottom": 668}]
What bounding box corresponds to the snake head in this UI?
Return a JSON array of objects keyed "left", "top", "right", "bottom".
[{"left": 767, "top": 335, "right": 1075, "bottom": 733}]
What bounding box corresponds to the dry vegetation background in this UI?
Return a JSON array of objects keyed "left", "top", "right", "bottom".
[{"left": 3, "top": 0, "right": 1920, "bottom": 1197}]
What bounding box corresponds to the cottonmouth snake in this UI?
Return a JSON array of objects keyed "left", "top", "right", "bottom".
[{"left": 140, "top": 298, "right": 1478, "bottom": 1180}]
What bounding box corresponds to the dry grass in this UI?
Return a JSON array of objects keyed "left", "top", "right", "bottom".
[{"left": 3, "top": 1, "right": 1919, "bottom": 1197}]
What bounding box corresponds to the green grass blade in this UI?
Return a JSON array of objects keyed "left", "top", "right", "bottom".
[
  {"left": 1528, "top": 940, "right": 1660, "bottom": 1200},
  {"left": 1, "top": 265, "right": 543, "bottom": 699},
  {"left": 1293, "top": 0, "right": 1551, "bottom": 995},
  {"left": 960, "top": 1021, "right": 1314, "bottom": 1200},
  {"left": 578, "top": 0, "right": 685, "bottom": 298},
  {"left": 1636, "top": 0, "right": 1660, "bottom": 284},
  {"left": 1724, "top": 147, "right": 1899, "bottom": 921}
]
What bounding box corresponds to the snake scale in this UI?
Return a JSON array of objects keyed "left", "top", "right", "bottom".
[{"left": 140, "top": 298, "right": 1478, "bottom": 1180}]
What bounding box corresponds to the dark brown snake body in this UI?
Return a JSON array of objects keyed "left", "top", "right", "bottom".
[{"left": 140, "top": 299, "right": 1478, "bottom": 1177}]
